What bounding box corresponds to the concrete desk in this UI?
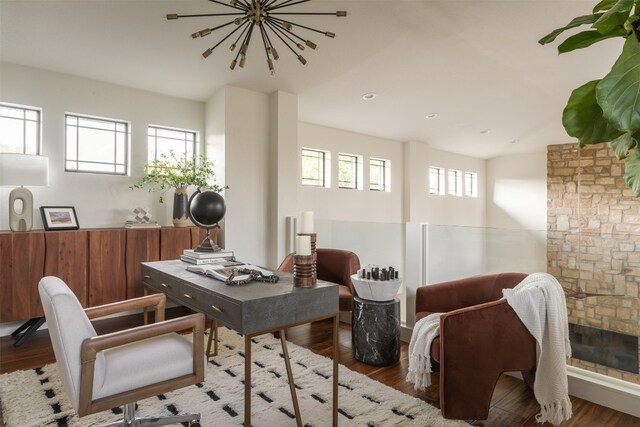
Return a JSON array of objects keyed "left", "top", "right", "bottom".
[{"left": 141, "top": 260, "right": 339, "bottom": 427}]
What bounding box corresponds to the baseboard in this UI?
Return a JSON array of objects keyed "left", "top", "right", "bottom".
[{"left": 565, "top": 365, "right": 640, "bottom": 418}]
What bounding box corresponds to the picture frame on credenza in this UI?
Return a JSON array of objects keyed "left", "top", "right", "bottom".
[{"left": 40, "top": 206, "right": 80, "bottom": 231}]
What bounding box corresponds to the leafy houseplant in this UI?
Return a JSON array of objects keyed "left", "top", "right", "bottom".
[
  {"left": 131, "top": 151, "right": 226, "bottom": 227},
  {"left": 540, "top": 0, "right": 640, "bottom": 195}
]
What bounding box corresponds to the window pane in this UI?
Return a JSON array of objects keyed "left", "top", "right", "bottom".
[
  {"left": 25, "top": 122, "right": 38, "bottom": 155},
  {"left": 0, "top": 104, "right": 40, "bottom": 154},
  {"left": 65, "top": 114, "right": 128, "bottom": 175},
  {"left": 465, "top": 172, "right": 478, "bottom": 197},
  {"left": 301, "top": 148, "right": 326, "bottom": 187},
  {"left": 429, "top": 167, "right": 443, "bottom": 195},
  {"left": 0, "top": 105, "right": 24, "bottom": 119},
  {"left": 370, "top": 158, "right": 387, "bottom": 191},
  {"left": 148, "top": 125, "right": 197, "bottom": 164},
  {"left": 338, "top": 153, "right": 358, "bottom": 189}
]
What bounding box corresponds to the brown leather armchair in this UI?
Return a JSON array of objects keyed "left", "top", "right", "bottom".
[
  {"left": 415, "top": 273, "right": 536, "bottom": 420},
  {"left": 278, "top": 248, "right": 361, "bottom": 311}
]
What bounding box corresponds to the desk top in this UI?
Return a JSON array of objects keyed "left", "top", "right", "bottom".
[{"left": 142, "top": 260, "right": 339, "bottom": 334}]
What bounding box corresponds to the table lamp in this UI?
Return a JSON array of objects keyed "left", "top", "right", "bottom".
[{"left": 0, "top": 153, "right": 49, "bottom": 231}]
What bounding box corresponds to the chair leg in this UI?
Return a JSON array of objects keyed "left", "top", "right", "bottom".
[
  {"left": 101, "top": 402, "right": 201, "bottom": 427},
  {"left": 206, "top": 319, "right": 218, "bottom": 357}
]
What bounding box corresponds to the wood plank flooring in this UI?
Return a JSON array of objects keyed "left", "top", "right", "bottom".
[{"left": 0, "top": 310, "right": 637, "bottom": 427}]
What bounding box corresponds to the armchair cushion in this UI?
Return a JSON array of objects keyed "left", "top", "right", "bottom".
[{"left": 93, "top": 333, "right": 195, "bottom": 399}]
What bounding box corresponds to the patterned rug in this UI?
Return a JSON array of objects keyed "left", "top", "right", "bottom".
[{"left": 0, "top": 327, "right": 466, "bottom": 427}]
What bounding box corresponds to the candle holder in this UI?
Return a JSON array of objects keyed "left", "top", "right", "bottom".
[
  {"left": 298, "top": 233, "right": 317, "bottom": 281},
  {"left": 293, "top": 254, "right": 316, "bottom": 288}
]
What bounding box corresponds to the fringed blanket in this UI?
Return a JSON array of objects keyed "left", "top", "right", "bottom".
[
  {"left": 503, "top": 272, "right": 573, "bottom": 425},
  {"left": 406, "top": 312, "right": 441, "bottom": 390}
]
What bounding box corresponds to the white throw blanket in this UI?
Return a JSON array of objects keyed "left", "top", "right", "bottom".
[
  {"left": 503, "top": 272, "right": 573, "bottom": 425},
  {"left": 406, "top": 312, "right": 441, "bottom": 390}
]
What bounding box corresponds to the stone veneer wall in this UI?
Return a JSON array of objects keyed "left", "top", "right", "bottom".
[{"left": 547, "top": 143, "right": 640, "bottom": 384}]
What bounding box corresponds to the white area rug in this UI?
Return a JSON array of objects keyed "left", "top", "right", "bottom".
[{"left": 0, "top": 327, "right": 467, "bottom": 426}]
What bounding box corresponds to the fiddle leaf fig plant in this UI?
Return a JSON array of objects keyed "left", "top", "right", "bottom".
[
  {"left": 540, "top": 0, "right": 640, "bottom": 195},
  {"left": 130, "top": 151, "right": 226, "bottom": 203}
]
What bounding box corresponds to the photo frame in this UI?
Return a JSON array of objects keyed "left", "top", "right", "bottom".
[{"left": 40, "top": 206, "right": 80, "bottom": 231}]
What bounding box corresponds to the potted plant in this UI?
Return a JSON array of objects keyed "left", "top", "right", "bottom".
[{"left": 131, "top": 151, "right": 226, "bottom": 227}]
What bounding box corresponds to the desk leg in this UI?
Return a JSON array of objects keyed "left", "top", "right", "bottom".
[
  {"left": 206, "top": 320, "right": 218, "bottom": 357},
  {"left": 333, "top": 314, "right": 339, "bottom": 427},
  {"left": 279, "top": 329, "right": 302, "bottom": 427},
  {"left": 245, "top": 334, "right": 251, "bottom": 427}
]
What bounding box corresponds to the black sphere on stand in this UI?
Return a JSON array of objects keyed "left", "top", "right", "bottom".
[{"left": 188, "top": 189, "right": 226, "bottom": 252}]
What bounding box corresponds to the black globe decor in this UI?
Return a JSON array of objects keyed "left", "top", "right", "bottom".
[{"left": 188, "top": 189, "right": 226, "bottom": 252}]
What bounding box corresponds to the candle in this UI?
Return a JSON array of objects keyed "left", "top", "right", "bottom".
[
  {"left": 300, "top": 211, "right": 314, "bottom": 234},
  {"left": 296, "top": 235, "right": 311, "bottom": 256}
]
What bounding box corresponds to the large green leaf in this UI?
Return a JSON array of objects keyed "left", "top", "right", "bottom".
[
  {"left": 597, "top": 37, "right": 640, "bottom": 131},
  {"left": 593, "top": 0, "right": 620, "bottom": 13},
  {"left": 563, "top": 80, "right": 623, "bottom": 145},
  {"left": 593, "top": 0, "right": 633, "bottom": 34},
  {"left": 624, "top": 147, "right": 640, "bottom": 196},
  {"left": 557, "top": 29, "right": 626, "bottom": 53},
  {"left": 538, "top": 14, "right": 603, "bottom": 45},
  {"left": 609, "top": 131, "right": 636, "bottom": 159}
]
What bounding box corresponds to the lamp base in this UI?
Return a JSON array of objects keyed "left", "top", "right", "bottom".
[{"left": 9, "top": 187, "right": 33, "bottom": 232}]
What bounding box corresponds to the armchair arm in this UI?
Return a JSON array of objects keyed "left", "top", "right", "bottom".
[
  {"left": 416, "top": 274, "right": 509, "bottom": 314},
  {"left": 84, "top": 293, "right": 166, "bottom": 322}
]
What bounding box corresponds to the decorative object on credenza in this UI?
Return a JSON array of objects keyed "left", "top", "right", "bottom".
[
  {"left": 188, "top": 189, "right": 226, "bottom": 252},
  {"left": 39, "top": 206, "right": 79, "bottom": 231},
  {"left": 130, "top": 151, "right": 226, "bottom": 228},
  {"left": 124, "top": 207, "right": 160, "bottom": 229},
  {"left": 166, "top": 1, "right": 347, "bottom": 75},
  {"left": 0, "top": 153, "right": 49, "bottom": 232},
  {"left": 351, "top": 265, "right": 402, "bottom": 302}
]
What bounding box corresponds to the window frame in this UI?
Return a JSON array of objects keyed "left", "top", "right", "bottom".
[
  {"left": 301, "top": 147, "right": 330, "bottom": 188},
  {"left": 147, "top": 124, "right": 198, "bottom": 165},
  {"left": 0, "top": 102, "right": 42, "bottom": 155},
  {"left": 338, "top": 152, "right": 362, "bottom": 190},
  {"left": 370, "top": 157, "right": 391, "bottom": 192},
  {"left": 448, "top": 169, "right": 463, "bottom": 196},
  {"left": 465, "top": 171, "right": 478, "bottom": 197},
  {"left": 65, "top": 113, "right": 130, "bottom": 176},
  {"left": 429, "top": 166, "right": 445, "bottom": 195}
]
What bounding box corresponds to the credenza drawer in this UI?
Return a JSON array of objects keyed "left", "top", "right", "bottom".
[{"left": 142, "top": 267, "right": 242, "bottom": 330}]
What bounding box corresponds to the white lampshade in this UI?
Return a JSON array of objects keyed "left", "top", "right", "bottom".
[{"left": 0, "top": 153, "right": 49, "bottom": 187}]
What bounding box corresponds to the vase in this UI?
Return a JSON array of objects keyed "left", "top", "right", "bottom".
[{"left": 172, "top": 186, "right": 190, "bottom": 227}]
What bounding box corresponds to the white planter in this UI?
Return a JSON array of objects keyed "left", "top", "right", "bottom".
[{"left": 351, "top": 274, "right": 402, "bottom": 302}]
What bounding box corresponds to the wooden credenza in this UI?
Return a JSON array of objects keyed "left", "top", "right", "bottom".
[{"left": 0, "top": 227, "right": 213, "bottom": 323}]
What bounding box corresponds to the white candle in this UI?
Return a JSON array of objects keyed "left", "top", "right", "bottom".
[
  {"left": 296, "top": 235, "right": 311, "bottom": 256},
  {"left": 300, "top": 211, "right": 314, "bottom": 234}
]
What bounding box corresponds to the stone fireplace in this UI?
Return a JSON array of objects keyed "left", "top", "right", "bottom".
[{"left": 547, "top": 143, "right": 640, "bottom": 384}]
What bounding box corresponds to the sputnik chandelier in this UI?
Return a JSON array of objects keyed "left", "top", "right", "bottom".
[{"left": 167, "top": 0, "right": 347, "bottom": 75}]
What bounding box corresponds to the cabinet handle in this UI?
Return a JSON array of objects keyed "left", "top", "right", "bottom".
[
  {"left": 211, "top": 305, "right": 223, "bottom": 313},
  {"left": 143, "top": 275, "right": 151, "bottom": 279},
  {"left": 160, "top": 283, "right": 168, "bottom": 288},
  {"left": 183, "top": 293, "right": 192, "bottom": 299}
]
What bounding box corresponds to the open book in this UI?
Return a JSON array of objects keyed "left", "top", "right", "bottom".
[{"left": 186, "top": 263, "right": 274, "bottom": 285}]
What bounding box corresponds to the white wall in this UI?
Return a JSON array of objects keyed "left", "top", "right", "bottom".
[
  {"left": 298, "top": 122, "right": 404, "bottom": 224},
  {"left": 0, "top": 62, "right": 205, "bottom": 229},
  {"left": 486, "top": 151, "right": 547, "bottom": 231}
]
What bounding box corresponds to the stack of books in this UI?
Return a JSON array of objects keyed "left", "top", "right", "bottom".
[
  {"left": 124, "top": 220, "right": 160, "bottom": 229},
  {"left": 180, "top": 249, "right": 235, "bottom": 265}
]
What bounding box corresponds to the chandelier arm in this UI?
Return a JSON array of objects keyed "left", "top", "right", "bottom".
[
  {"left": 265, "top": 17, "right": 307, "bottom": 43},
  {"left": 209, "top": 21, "right": 251, "bottom": 54},
  {"left": 230, "top": 22, "right": 251, "bottom": 51},
  {"left": 270, "top": 12, "right": 343, "bottom": 16},
  {"left": 267, "top": 0, "right": 311, "bottom": 11},
  {"left": 264, "top": 0, "right": 283, "bottom": 9},
  {"left": 230, "top": 0, "right": 250, "bottom": 9},
  {"left": 259, "top": 23, "right": 271, "bottom": 57},
  {"left": 265, "top": 21, "right": 299, "bottom": 56},
  {"left": 172, "top": 12, "right": 246, "bottom": 18},
  {"left": 266, "top": 18, "right": 303, "bottom": 49},
  {"left": 207, "top": 0, "right": 247, "bottom": 11},
  {"left": 268, "top": 16, "right": 328, "bottom": 36}
]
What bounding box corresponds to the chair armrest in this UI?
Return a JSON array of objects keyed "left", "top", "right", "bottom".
[
  {"left": 416, "top": 276, "right": 497, "bottom": 314},
  {"left": 81, "top": 313, "right": 204, "bottom": 363},
  {"left": 84, "top": 293, "right": 166, "bottom": 322}
]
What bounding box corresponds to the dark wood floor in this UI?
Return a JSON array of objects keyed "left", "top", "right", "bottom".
[{"left": 1, "top": 310, "right": 637, "bottom": 427}]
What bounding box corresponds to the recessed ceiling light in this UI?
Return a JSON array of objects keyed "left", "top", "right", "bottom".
[
  {"left": 480, "top": 129, "right": 490, "bottom": 134},
  {"left": 425, "top": 113, "right": 439, "bottom": 119},
  {"left": 362, "top": 92, "right": 377, "bottom": 101}
]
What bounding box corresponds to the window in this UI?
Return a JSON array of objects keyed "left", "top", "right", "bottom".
[
  {"left": 301, "top": 148, "right": 330, "bottom": 187},
  {"left": 370, "top": 158, "right": 390, "bottom": 192},
  {"left": 0, "top": 103, "right": 41, "bottom": 154},
  {"left": 465, "top": 171, "right": 478, "bottom": 197},
  {"left": 65, "top": 114, "right": 129, "bottom": 175},
  {"left": 338, "top": 153, "right": 362, "bottom": 190},
  {"left": 448, "top": 169, "right": 462, "bottom": 196},
  {"left": 429, "top": 166, "right": 445, "bottom": 195},
  {"left": 148, "top": 125, "right": 197, "bottom": 164}
]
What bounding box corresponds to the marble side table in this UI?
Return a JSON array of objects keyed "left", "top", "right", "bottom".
[{"left": 352, "top": 296, "right": 400, "bottom": 366}]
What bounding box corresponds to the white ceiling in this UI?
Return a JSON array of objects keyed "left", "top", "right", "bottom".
[{"left": 0, "top": 0, "right": 623, "bottom": 159}]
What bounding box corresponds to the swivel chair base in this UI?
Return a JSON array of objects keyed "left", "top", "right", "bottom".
[{"left": 103, "top": 403, "right": 201, "bottom": 427}]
